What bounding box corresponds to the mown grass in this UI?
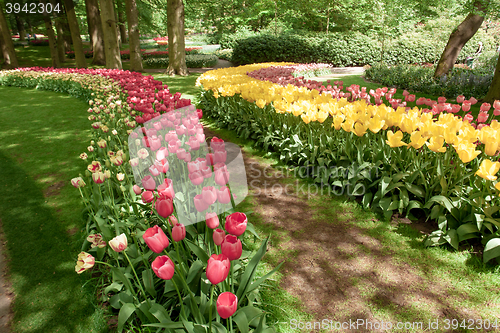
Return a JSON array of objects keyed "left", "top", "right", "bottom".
[{"left": 0, "top": 86, "right": 108, "bottom": 333}]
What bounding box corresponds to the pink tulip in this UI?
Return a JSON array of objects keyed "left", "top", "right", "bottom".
[
  {"left": 213, "top": 228, "right": 225, "bottom": 246},
  {"left": 142, "top": 175, "right": 156, "bottom": 191},
  {"left": 221, "top": 235, "right": 242, "bottom": 261},
  {"left": 186, "top": 136, "right": 201, "bottom": 151},
  {"left": 469, "top": 97, "right": 478, "bottom": 105},
  {"left": 143, "top": 225, "right": 169, "bottom": 253},
  {"left": 217, "top": 292, "right": 238, "bottom": 319},
  {"left": 172, "top": 223, "right": 186, "bottom": 242},
  {"left": 189, "top": 171, "right": 205, "bottom": 186},
  {"left": 201, "top": 165, "right": 212, "bottom": 179},
  {"left": 215, "top": 169, "right": 230, "bottom": 186},
  {"left": 176, "top": 148, "right": 188, "bottom": 160},
  {"left": 214, "top": 150, "right": 227, "bottom": 164},
  {"left": 154, "top": 159, "right": 169, "bottom": 174},
  {"left": 156, "top": 147, "right": 169, "bottom": 160},
  {"left": 493, "top": 100, "right": 500, "bottom": 109},
  {"left": 206, "top": 254, "right": 230, "bottom": 285},
  {"left": 194, "top": 194, "right": 210, "bottom": 212},
  {"left": 133, "top": 185, "right": 142, "bottom": 195},
  {"left": 149, "top": 136, "right": 162, "bottom": 151},
  {"left": 438, "top": 97, "right": 446, "bottom": 104},
  {"left": 477, "top": 112, "right": 488, "bottom": 123},
  {"left": 206, "top": 212, "right": 220, "bottom": 229},
  {"left": 205, "top": 153, "right": 214, "bottom": 166},
  {"left": 450, "top": 104, "right": 461, "bottom": 113},
  {"left": 156, "top": 197, "right": 174, "bottom": 218},
  {"left": 462, "top": 101, "right": 471, "bottom": 112},
  {"left": 187, "top": 160, "right": 202, "bottom": 173},
  {"left": 149, "top": 165, "right": 160, "bottom": 177},
  {"left": 494, "top": 109, "right": 500, "bottom": 116},
  {"left": 202, "top": 186, "right": 217, "bottom": 205},
  {"left": 457, "top": 95, "right": 465, "bottom": 103},
  {"left": 168, "top": 142, "right": 179, "bottom": 154},
  {"left": 165, "top": 130, "right": 178, "bottom": 142},
  {"left": 152, "top": 255, "right": 175, "bottom": 280},
  {"left": 217, "top": 186, "right": 231, "bottom": 204},
  {"left": 168, "top": 215, "right": 178, "bottom": 226},
  {"left": 141, "top": 190, "right": 155, "bottom": 203},
  {"left": 225, "top": 212, "right": 247, "bottom": 236},
  {"left": 480, "top": 103, "right": 491, "bottom": 112},
  {"left": 464, "top": 113, "right": 474, "bottom": 122},
  {"left": 157, "top": 178, "right": 175, "bottom": 199}
]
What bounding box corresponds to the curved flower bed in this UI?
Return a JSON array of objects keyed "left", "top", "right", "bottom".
[
  {"left": 0, "top": 67, "right": 278, "bottom": 332},
  {"left": 197, "top": 63, "right": 500, "bottom": 264}
]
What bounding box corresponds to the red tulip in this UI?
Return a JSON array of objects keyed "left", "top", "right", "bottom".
[
  {"left": 206, "top": 254, "right": 230, "bottom": 285},
  {"left": 221, "top": 235, "right": 242, "bottom": 260},
  {"left": 156, "top": 197, "right": 174, "bottom": 218},
  {"left": 152, "top": 255, "right": 175, "bottom": 280},
  {"left": 142, "top": 175, "right": 156, "bottom": 191},
  {"left": 202, "top": 186, "right": 217, "bottom": 205},
  {"left": 205, "top": 153, "right": 214, "bottom": 166},
  {"left": 206, "top": 212, "right": 220, "bottom": 229},
  {"left": 141, "top": 190, "right": 155, "bottom": 203},
  {"left": 216, "top": 292, "right": 237, "bottom": 319},
  {"left": 225, "top": 212, "right": 247, "bottom": 236},
  {"left": 213, "top": 228, "right": 225, "bottom": 246},
  {"left": 194, "top": 194, "right": 210, "bottom": 212},
  {"left": 211, "top": 137, "right": 225, "bottom": 151},
  {"left": 143, "top": 225, "right": 170, "bottom": 253},
  {"left": 172, "top": 223, "right": 186, "bottom": 242}
]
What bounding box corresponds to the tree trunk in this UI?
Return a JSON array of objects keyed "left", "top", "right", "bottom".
[
  {"left": 125, "top": 0, "right": 143, "bottom": 72},
  {"left": 484, "top": 55, "right": 500, "bottom": 103},
  {"left": 433, "top": 2, "right": 487, "bottom": 78},
  {"left": 0, "top": 5, "right": 19, "bottom": 68},
  {"left": 99, "top": 0, "right": 122, "bottom": 69},
  {"left": 52, "top": 0, "right": 66, "bottom": 62},
  {"left": 85, "top": 0, "right": 106, "bottom": 65},
  {"left": 118, "top": 10, "right": 127, "bottom": 43},
  {"left": 41, "top": 1, "right": 61, "bottom": 68},
  {"left": 61, "top": 7, "right": 73, "bottom": 49},
  {"left": 63, "top": 0, "right": 87, "bottom": 68},
  {"left": 15, "top": 16, "right": 25, "bottom": 42},
  {"left": 115, "top": 6, "right": 122, "bottom": 47},
  {"left": 165, "top": 0, "right": 188, "bottom": 76}
]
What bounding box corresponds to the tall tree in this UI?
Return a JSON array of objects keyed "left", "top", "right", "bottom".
[
  {"left": 41, "top": 0, "right": 61, "bottom": 67},
  {"left": 117, "top": 8, "right": 127, "bottom": 43},
  {"left": 166, "top": 0, "right": 188, "bottom": 76},
  {"left": 125, "top": 0, "right": 143, "bottom": 71},
  {"left": 99, "top": 0, "right": 122, "bottom": 69},
  {"left": 433, "top": 0, "right": 488, "bottom": 78},
  {"left": 85, "top": 0, "right": 106, "bottom": 65},
  {"left": 484, "top": 56, "right": 500, "bottom": 103},
  {"left": 52, "top": 0, "right": 67, "bottom": 62},
  {"left": 15, "top": 15, "right": 25, "bottom": 41},
  {"left": 63, "top": 0, "right": 87, "bottom": 67},
  {"left": 0, "top": 5, "right": 18, "bottom": 68}
]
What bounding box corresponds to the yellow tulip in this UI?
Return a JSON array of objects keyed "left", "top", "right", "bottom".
[
  {"left": 332, "top": 115, "right": 345, "bottom": 130},
  {"left": 484, "top": 141, "right": 499, "bottom": 156},
  {"left": 353, "top": 122, "right": 368, "bottom": 137},
  {"left": 454, "top": 141, "right": 481, "bottom": 163},
  {"left": 256, "top": 99, "right": 266, "bottom": 109},
  {"left": 475, "top": 159, "right": 500, "bottom": 181},
  {"left": 495, "top": 182, "right": 500, "bottom": 195},
  {"left": 443, "top": 128, "right": 458, "bottom": 145},
  {"left": 490, "top": 120, "right": 500, "bottom": 130},
  {"left": 426, "top": 137, "right": 446, "bottom": 153},
  {"left": 408, "top": 131, "right": 427, "bottom": 149},
  {"left": 368, "top": 116, "right": 385, "bottom": 133},
  {"left": 341, "top": 118, "right": 354, "bottom": 133},
  {"left": 316, "top": 110, "right": 329, "bottom": 123},
  {"left": 386, "top": 130, "right": 407, "bottom": 147},
  {"left": 401, "top": 116, "right": 419, "bottom": 133}
]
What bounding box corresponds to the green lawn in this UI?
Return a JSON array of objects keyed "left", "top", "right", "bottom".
[{"left": 0, "top": 86, "right": 108, "bottom": 333}]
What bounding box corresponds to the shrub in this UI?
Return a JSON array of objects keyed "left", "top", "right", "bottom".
[
  {"left": 144, "top": 54, "right": 218, "bottom": 68},
  {"left": 218, "top": 26, "right": 258, "bottom": 49},
  {"left": 365, "top": 62, "right": 494, "bottom": 99},
  {"left": 214, "top": 48, "right": 233, "bottom": 61}
]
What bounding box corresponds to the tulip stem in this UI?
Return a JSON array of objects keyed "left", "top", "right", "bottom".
[
  {"left": 208, "top": 284, "right": 215, "bottom": 332},
  {"left": 123, "top": 251, "right": 151, "bottom": 308},
  {"left": 171, "top": 278, "right": 185, "bottom": 318}
]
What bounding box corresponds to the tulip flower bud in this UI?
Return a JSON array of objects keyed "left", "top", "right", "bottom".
[
  {"left": 216, "top": 292, "right": 238, "bottom": 319},
  {"left": 151, "top": 255, "right": 175, "bottom": 280},
  {"left": 221, "top": 235, "right": 242, "bottom": 261},
  {"left": 109, "top": 233, "right": 128, "bottom": 252},
  {"left": 213, "top": 228, "right": 226, "bottom": 246},
  {"left": 172, "top": 223, "right": 186, "bottom": 242}
]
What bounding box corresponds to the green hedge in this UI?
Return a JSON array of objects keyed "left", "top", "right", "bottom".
[
  {"left": 231, "top": 32, "right": 488, "bottom": 66},
  {"left": 214, "top": 48, "right": 233, "bottom": 61},
  {"left": 144, "top": 54, "right": 218, "bottom": 68},
  {"left": 365, "top": 60, "right": 496, "bottom": 99}
]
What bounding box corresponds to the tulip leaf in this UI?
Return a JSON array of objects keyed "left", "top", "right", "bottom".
[
  {"left": 380, "top": 176, "right": 391, "bottom": 196},
  {"left": 424, "top": 195, "right": 454, "bottom": 213},
  {"left": 117, "top": 303, "right": 136, "bottom": 333},
  {"left": 404, "top": 182, "right": 425, "bottom": 198},
  {"left": 483, "top": 238, "right": 500, "bottom": 263},
  {"left": 236, "top": 237, "right": 269, "bottom": 304},
  {"left": 144, "top": 322, "right": 184, "bottom": 329},
  {"left": 186, "top": 260, "right": 204, "bottom": 284},
  {"left": 246, "top": 261, "right": 284, "bottom": 295},
  {"left": 443, "top": 229, "right": 458, "bottom": 250},
  {"left": 148, "top": 302, "right": 172, "bottom": 323},
  {"left": 212, "top": 322, "right": 228, "bottom": 333},
  {"left": 112, "top": 267, "right": 134, "bottom": 293},
  {"left": 142, "top": 269, "right": 157, "bottom": 298},
  {"left": 424, "top": 230, "right": 448, "bottom": 247},
  {"left": 233, "top": 311, "right": 249, "bottom": 333},
  {"left": 185, "top": 239, "right": 210, "bottom": 263},
  {"left": 245, "top": 222, "right": 260, "bottom": 239}
]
